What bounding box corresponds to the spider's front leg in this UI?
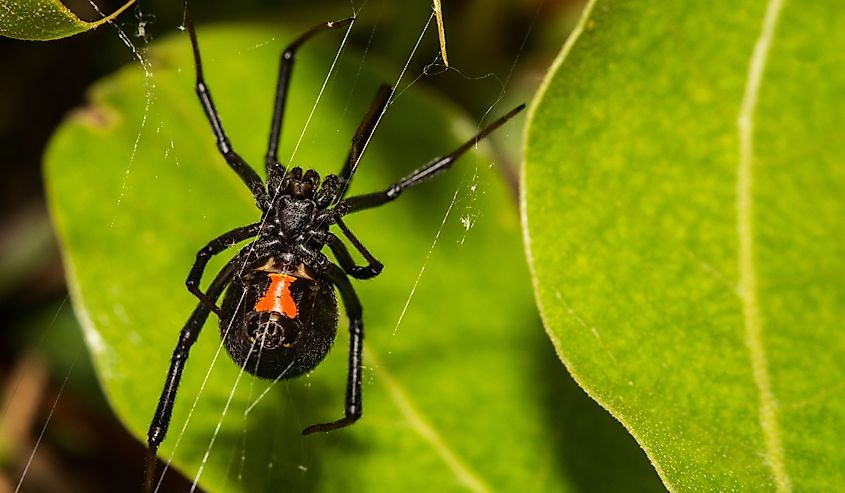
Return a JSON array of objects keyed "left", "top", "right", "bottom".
[
  {"left": 265, "top": 16, "right": 355, "bottom": 174},
  {"left": 339, "top": 103, "right": 526, "bottom": 214},
  {"left": 183, "top": 0, "right": 269, "bottom": 209},
  {"left": 337, "top": 84, "right": 392, "bottom": 194},
  {"left": 302, "top": 263, "right": 364, "bottom": 434},
  {"left": 185, "top": 223, "right": 261, "bottom": 316}
]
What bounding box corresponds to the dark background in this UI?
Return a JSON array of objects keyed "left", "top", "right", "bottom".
[{"left": 0, "top": 0, "right": 581, "bottom": 491}]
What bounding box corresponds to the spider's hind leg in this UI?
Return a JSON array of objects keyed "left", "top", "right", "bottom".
[
  {"left": 302, "top": 264, "right": 364, "bottom": 434},
  {"left": 145, "top": 247, "right": 249, "bottom": 493}
]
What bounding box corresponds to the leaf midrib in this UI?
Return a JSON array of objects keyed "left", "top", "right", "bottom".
[
  {"left": 736, "top": 0, "right": 790, "bottom": 490},
  {"left": 367, "top": 347, "right": 492, "bottom": 493}
]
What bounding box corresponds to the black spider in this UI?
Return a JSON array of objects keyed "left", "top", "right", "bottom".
[{"left": 144, "top": 2, "right": 523, "bottom": 490}]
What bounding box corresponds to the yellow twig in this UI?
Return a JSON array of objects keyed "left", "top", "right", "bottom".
[{"left": 432, "top": 0, "right": 449, "bottom": 66}]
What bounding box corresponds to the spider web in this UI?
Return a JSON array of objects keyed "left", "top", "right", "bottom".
[
  {"left": 8, "top": 0, "right": 159, "bottom": 490},
  {"left": 13, "top": 0, "right": 540, "bottom": 490},
  {"left": 1, "top": 297, "right": 77, "bottom": 493}
]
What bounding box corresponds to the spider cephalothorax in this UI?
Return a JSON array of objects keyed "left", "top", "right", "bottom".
[{"left": 144, "top": 1, "right": 524, "bottom": 491}]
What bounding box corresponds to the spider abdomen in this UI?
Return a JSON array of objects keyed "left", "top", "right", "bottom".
[{"left": 219, "top": 259, "right": 338, "bottom": 380}]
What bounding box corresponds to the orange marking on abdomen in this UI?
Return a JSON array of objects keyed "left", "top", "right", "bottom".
[{"left": 254, "top": 273, "right": 298, "bottom": 318}]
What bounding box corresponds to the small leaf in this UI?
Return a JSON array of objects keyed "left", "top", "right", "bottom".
[
  {"left": 45, "top": 24, "right": 661, "bottom": 492},
  {"left": 0, "top": 0, "right": 135, "bottom": 41},
  {"left": 524, "top": 0, "right": 844, "bottom": 491}
]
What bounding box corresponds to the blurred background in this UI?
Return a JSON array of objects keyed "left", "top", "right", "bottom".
[{"left": 0, "top": 0, "right": 583, "bottom": 491}]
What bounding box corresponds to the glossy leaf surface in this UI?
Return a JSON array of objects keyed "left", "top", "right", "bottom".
[
  {"left": 524, "top": 0, "right": 844, "bottom": 491},
  {"left": 0, "top": 0, "right": 134, "bottom": 41},
  {"left": 46, "top": 25, "right": 662, "bottom": 492}
]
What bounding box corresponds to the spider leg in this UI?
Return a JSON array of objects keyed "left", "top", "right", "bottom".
[
  {"left": 337, "top": 84, "right": 393, "bottom": 198},
  {"left": 325, "top": 218, "right": 383, "bottom": 279},
  {"left": 186, "top": 223, "right": 261, "bottom": 317},
  {"left": 302, "top": 264, "right": 364, "bottom": 435},
  {"left": 145, "top": 247, "right": 249, "bottom": 493},
  {"left": 338, "top": 103, "right": 526, "bottom": 214},
  {"left": 183, "top": 0, "right": 270, "bottom": 209},
  {"left": 265, "top": 16, "right": 355, "bottom": 176},
  {"left": 334, "top": 217, "right": 383, "bottom": 278}
]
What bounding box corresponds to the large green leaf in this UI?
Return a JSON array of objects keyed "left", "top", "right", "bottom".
[
  {"left": 524, "top": 0, "right": 844, "bottom": 491},
  {"left": 45, "top": 24, "right": 662, "bottom": 491},
  {"left": 0, "top": 0, "right": 135, "bottom": 41}
]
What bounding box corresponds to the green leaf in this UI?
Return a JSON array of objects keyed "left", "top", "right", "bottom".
[
  {"left": 45, "top": 24, "right": 662, "bottom": 491},
  {"left": 524, "top": 0, "right": 844, "bottom": 491},
  {"left": 0, "top": 0, "right": 135, "bottom": 41}
]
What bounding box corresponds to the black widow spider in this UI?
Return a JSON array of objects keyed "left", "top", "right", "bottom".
[{"left": 144, "top": 2, "right": 524, "bottom": 490}]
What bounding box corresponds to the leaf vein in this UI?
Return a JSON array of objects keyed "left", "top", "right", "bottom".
[
  {"left": 369, "top": 349, "right": 492, "bottom": 493},
  {"left": 737, "top": 0, "right": 790, "bottom": 490}
]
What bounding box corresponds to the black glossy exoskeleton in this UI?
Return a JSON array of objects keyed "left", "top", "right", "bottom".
[
  {"left": 220, "top": 255, "right": 339, "bottom": 379},
  {"left": 144, "top": 2, "right": 524, "bottom": 491}
]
